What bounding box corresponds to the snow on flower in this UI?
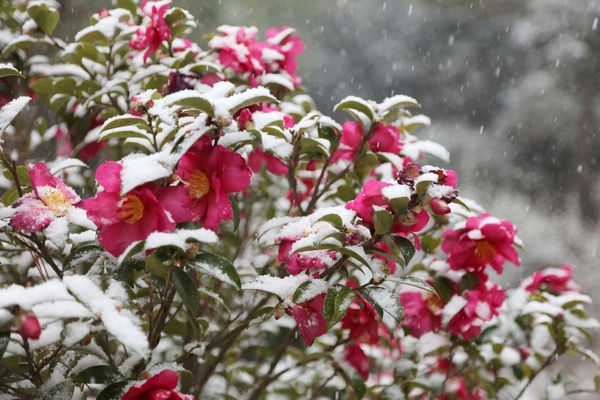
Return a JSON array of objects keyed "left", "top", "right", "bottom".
[
  {"left": 174, "top": 137, "right": 251, "bottom": 231},
  {"left": 441, "top": 213, "right": 521, "bottom": 275},
  {"left": 128, "top": 0, "right": 172, "bottom": 63},
  {"left": 10, "top": 162, "right": 81, "bottom": 233},
  {"left": 121, "top": 369, "right": 193, "bottom": 400},
  {"left": 445, "top": 281, "right": 505, "bottom": 340},
  {"left": 85, "top": 161, "right": 179, "bottom": 257},
  {"left": 401, "top": 290, "right": 444, "bottom": 338},
  {"left": 523, "top": 265, "right": 581, "bottom": 295}
]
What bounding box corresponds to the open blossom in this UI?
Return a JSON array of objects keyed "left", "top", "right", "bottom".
[
  {"left": 85, "top": 161, "right": 178, "bottom": 257},
  {"left": 265, "top": 26, "right": 305, "bottom": 86},
  {"left": 128, "top": 0, "right": 172, "bottom": 63},
  {"left": 343, "top": 344, "right": 370, "bottom": 380},
  {"left": 122, "top": 370, "right": 193, "bottom": 400},
  {"left": 345, "top": 179, "right": 430, "bottom": 243},
  {"left": 524, "top": 265, "right": 581, "bottom": 294},
  {"left": 441, "top": 213, "right": 521, "bottom": 275},
  {"left": 176, "top": 137, "right": 251, "bottom": 231},
  {"left": 446, "top": 281, "right": 505, "bottom": 340},
  {"left": 10, "top": 162, "right": 81, "bottom": 233},
  {"left": 341, "top": 289, "right": 380, "bottom": 345},
  {"left": 401, "top": 290, "right": 444, "bottom": 338},
  {"left": 290, "top": 293, "right": 327, "bottom": 346},
  {"left": 332, "top": 121, "right": 404, "bottom": 163}
]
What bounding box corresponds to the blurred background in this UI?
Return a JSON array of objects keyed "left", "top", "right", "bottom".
[{"left": 59, "top": 0, "right": 600, "bottom": 394}]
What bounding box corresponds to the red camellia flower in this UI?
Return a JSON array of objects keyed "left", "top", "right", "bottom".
[
  {"left": 291, "top": 294, "right": 327, "bottom": 346},
  {"left": 524, "top": 265, "right": 581, "bottom": 294},
  {"left": 441, "top": 213, "right": 521, "bottom": 275},
  {"left": 122, "top": 370, "right": 193, "bottom": 400},
  {"left": 128, "top": 0, "right": 172, "bottom": 63},
  {"left": 445, "top": 281, "right": 505, "bottom": 340},
  {"left": 85, "top": 162, "right": 178, "bottom": 257},
  {"left": 400, "top": 290, "right": 444, "bottom": 338},
  {"left": 176, "top": 137, "right": 251, "bottom": 231},
  {"left": 10, "top": 162, "right": 81, "bottom": 233},
  {"left": 265, "top": 26, "right": 305, "bottom": 86},
  {"left": 331, "top": 121, "right": 404, "bottom": 163},
  {"left": 345, "top": 179, "right": 430, "bottom": 246},
  {"left": 340, "top": 291, "right": 380, "bottom": 345},
  {"left": 343, "top": 344, "right": 370, "bottom": 380}
]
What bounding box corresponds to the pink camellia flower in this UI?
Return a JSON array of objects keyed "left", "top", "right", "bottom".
[
  {"left": 343, "top": 344, "right": 370, "bottom": 380},
  {"left": 85, "top": 161, "right": 179, "bottom": 257},
  {"left": 128, "top": 0, "right": 172, "bottom": 63},
  {"left": 345, "top": 179, "right": 430, "bottom": 247},
  {"left": 277, "top": 238, "right": 336, "bottom": 275},
  {"left": 441, "top": 213, "right": 521, "bottom": 275},
  {"left": 208, "top": 25, "right": 267, "bottom": 86},
  {"left": 331, "top": 121, "right": 404, "bottom": 163},
  {"left": 524, "top": 265, "right": 581, "bottom": 294},
  {"left": 10, "top": 162, "right": 81, "bottom": 233},
  {"left": 400, "top": 290, "right": 444, "bottom": 338},
  {"left": 20, "top": 315, "right": 41, "bottom": 340},
  {"left": 340, "top": 291, "right": 380, "bottom": 345},
  {"left": 290, "top": 293, "right": 327, "bottom": 346},
  {"left": 121, "top": 370, "right": 193, "bottom": 400},
  {"left": 176, "top": 138, "right": 251, "bottom": 231},
  {"left": 446, "top": 281, "right": 505, "bottom": 340},
  {"left": 265, "top": 26, "right": 305, "bottom": 86}
]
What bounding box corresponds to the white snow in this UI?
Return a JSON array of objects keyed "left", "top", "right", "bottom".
[
  {"left": 0, "top": 96, "right": 30, "bottom": 136},
  {"left": 242, "top": 274, "right": 310, "bottom": 301},
  {"left": 144, "top": 229, "right": 219, "bottom": 250}
]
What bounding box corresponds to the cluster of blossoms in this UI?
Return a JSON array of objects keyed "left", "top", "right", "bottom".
[{"left": 0, "top": 1, "right": 597, "bottom": 400}]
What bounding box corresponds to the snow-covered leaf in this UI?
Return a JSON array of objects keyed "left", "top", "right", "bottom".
[
  {"left": 0, "top": 96, "right": 31, "bottom": 137},
  {"left": 386, "top": 275, "right": 438, "bottom": 295},
  {"left": 334, "top": 96, "right": 375, "bottom": 122},
  {"left": 188, "top": 252, "right": 241, "bottom": 290},
  {"left": 74, "top": 365, "right": 124, "bottom": 384},
  {"left": 292, "top": 279, "right": 329, "bottom": 304},
  {"left": 0, "top": 63, "right": 24, "bottom": 79},
  {"left": 248, "top": 307, "right": 274, "bottom": 327},
  {"left": 360, "top": 286, "right": 403, "bottom": 323},
  {"left": 27, "top": 2, "right": 59, "bottom": 35},
  {"left": 323, "top": 285, "right": 355, "bottom": 330}
]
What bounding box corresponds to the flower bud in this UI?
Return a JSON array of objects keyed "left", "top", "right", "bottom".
[
  {"left": 237, "top": 108, "right": 254, "bottom": 131},
  {"left": 20, "top": 315, "right": 41, "bottom": 340},
  {"left": 430, "top": 198, "right": 451, "bottom": 215}
]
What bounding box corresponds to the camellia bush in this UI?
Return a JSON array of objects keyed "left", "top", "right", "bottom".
[{"left": 0, "top": 1, "right": 599, "bottom": 399}]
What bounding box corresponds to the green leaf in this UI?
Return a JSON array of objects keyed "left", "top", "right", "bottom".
[
  {"left": 315, "top": 213, "right": 344, "bottom": 230},
  {"left": 359, "top": 286, "right": 403, "bottom": 323},
  {"left": 76, "top": 28, "right": 110, "bottom": 45},
  {"left": 101, "top": 115, "right": 149, "bottom": 132},
  {"left": 0, "top": 332, "right": 10, "bottom": 360},
  {"left": 382, "top": 194, "right": 410, "bottom": 214},
  {"left": 378, "top": 94, "right": 421, "bottom": 112},
  {"left": 415, "top": 179, "right": 433, "bottom": 198},
  {"left": 0, "top": 97, "right": 31, "bottom": 137},
  {"left": 188, "top": 253, "right": 241, "bottom": 290},
  {"left": 323, "top": 286, "right": 355, "bottom": 330},
  {"left": 452, "top": 197, "right": 471, "bottom": 212},
  {"left": 198, "top": 286, "right": 230, "bottom": 313},
  {"left": 293, "top": 243, "right": 371, "bottom": 272},
  {"left": 171, "top": 267, "right": 198, "bottom": 316},
  {"left": 27, "top": 2, "right": 60, "bottom": 35},
  {"left": 248, "top": 307, "right": 274, "bottom": 327},
  {"left": 292, "top": 280, "right": 327, "bottom": 304},
  {"left": 392, "top": 236, "right": 416, "bottom": 265},
  {"left": 228, "top": 193, "right": 240, "bottom": 232},
  {"left": 185, "top": 61, "right": 222, "bottom": 74},
  {"left": 73, "top": 365, "right": 124, "bottom": 384},
  {"left": 227, "top": 88, "right": 277, "bottom": 116},
  {"left": 385, "top": 275, "right": 438, "bottom": 296},
  {"left": 373, "top": 209, "right": 394, "bottom": 234},
  {"left": 118, "top": 241, "right": 145, "bottom": 265},
  {"left": 145, "top": 251, "right": 171, "bottom": 279},
  {"left": 163, "top": 92, "right": 215, "bottom": 117},
  {"left": 97, "top": 379, "right": 136, "bottom": 400},
  {"left": 62, "top": 245, "right": 104, "bottom": 272},
  {"left": 0, "top": 187, "right": 21, "bottom": 206},
  {"left": 369, "top": 248, "right": 405, "bottom": 269},
  {"left": 594, "top": 374, "right": 600, "bottom": 392},
  {"left": 112, "top": 258, "right": 138, "bottom": 288},
  {"left": 334, "top": 96, "right": 375, "bottom": 123},
  {"left": 0, "top": 64, "right": 24, "bottom": 79},
  {"left": 114, "top": 0, "right": 137, "bottom": 15},
  {"left": 2, "top": 165, "right": 31, "bottom": 186},
  {"left": 42, "top": 381, "right": 74, "bottom": 400}
]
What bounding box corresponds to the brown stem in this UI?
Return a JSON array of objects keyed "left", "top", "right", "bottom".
[
  {"left": 148, "top": 283, "right": 177, "bottom": 349},
  {"left": 20, "top": 334, "right": 43, "bottom": 387},
  {"left": 248, "top": 327, "right": 297, "bottom": 400},
  {"left": 514, "top": 345, "right": 561, "bottom": 400}
]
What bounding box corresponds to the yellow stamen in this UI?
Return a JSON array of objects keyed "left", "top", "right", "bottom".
[
  {"left": 425, "top": 293, "right": 444, "bottom": 313},
  {"left": 118, "top": 194, "right": 144, "bottom": 224},
  {"left": 42, "top": 188, "right": 71, "bottom": 217},
  {"left": 188, "top": 170, "right": 210, "bottom": 199}
]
